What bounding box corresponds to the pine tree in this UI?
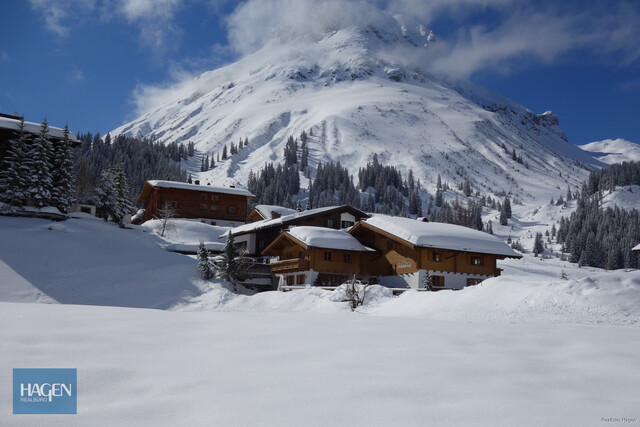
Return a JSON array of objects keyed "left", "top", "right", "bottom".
[
  {"left": 504, "top": 196, "right": 512, "bottom": 218},
  {"left": 222, "top": 145, "right": 228, "bottom": 159},
  {"left": 499, "top": 203, "right": 508, "bottom": 225},
  {"left": 27, "top": 118, "right": 54, "bottom": 207},
  {"left": 533, "top": 232, "right": 544, "bottom": 257},
  {"left": 51, "top": 124, "right": 76, "bottom": 212},
  {"left": 463, "top": 178, "right": 471, "bottom": 197},
  {"left": 214, "top": 233, "right": 248, "bottom": 291},
  {"left": 0, "top": 118, "right": 31, "bottom": 206},
  {"left": 197, "top": 241, "right": 215, "bottom": 280},
  {"left": 94, "top": 163, "right": 134, "bottom": 225}
]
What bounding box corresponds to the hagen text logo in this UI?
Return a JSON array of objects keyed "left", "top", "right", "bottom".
[{"left": 13, "top": 368, "right": 77, "bottom": 414}]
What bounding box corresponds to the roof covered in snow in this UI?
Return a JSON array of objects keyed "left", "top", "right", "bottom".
[
  {"left": 360, "top": 215, "right": 522, "bottom": 258},
  {"left": 143, "top": 180, "right": 255, "bottom": 198},
  {"left": 287, "top": 226, "right": 374, "bottom": 252},
  {"left": 253, "top": 205, "right": 297, "bottom": 219},
  {"left": 228, "top": 205, "right": 369, "bottom": 236},
  {"left": 633, "top": 244, "right": 640, "bottom": 252},
  {"left": 0, "top": 116, "right": 80, "bottom": 143}
]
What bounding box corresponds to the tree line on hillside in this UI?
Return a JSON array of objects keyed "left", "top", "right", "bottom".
[{"left": 556, "top": 162, "right": 640, "bottom": 269}]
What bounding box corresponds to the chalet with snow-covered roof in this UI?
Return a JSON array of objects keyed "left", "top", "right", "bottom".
[
  {"left": 347, "top": 215, "right": 522, "bottom": 290},
  {"left": 137, "top": 180, "right": 255, "bottom": 226},
  {"left": 247, "top": 204, "right": 297, "bottom": 222},
  {"left": 0, "top": 113, "right": 80, "bottom": 162},
  {"left": 226, "top": 205, "right": 370, "bottom": 256},
  {"left": 633, "top": 244, "right": 640, "bottom": 254},
  {"left": 263, "top": 226, "right": 377, "bottom": 286}
]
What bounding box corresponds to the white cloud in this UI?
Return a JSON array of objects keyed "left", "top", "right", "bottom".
[
  {"left": 0, "top": 51, "right": 9, "bottom": 62},
  {"left": 66, "top": 67, "right": 85, "bottom": 85}
]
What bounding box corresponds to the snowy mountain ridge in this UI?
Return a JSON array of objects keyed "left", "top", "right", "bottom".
[
  {"left": 579, "top": 138, "right": 640, "bottom": 165},
  {"left": 111, "top": 9, "right": 603, "bottom": 206}
]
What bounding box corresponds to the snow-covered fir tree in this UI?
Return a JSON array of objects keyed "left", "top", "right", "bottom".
[
  {"left": 0, "top": 118, "right": 31, "bottom": 206},
  {"left": 51, "top": 124, "right": 76, "bottom": 212},
  {"left": 94, "top": 163, "right": 134, "bottom": 225},
  {"left": 215, "top": 233, "right": 248, "bottom": 291},
  {"left": 26, "top": 118, "right": 54, "bottom": 207},
  {"left": 197, "top": 241, "right": 215, "bottom": 280}
]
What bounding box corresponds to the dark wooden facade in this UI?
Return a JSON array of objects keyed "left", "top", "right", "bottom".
[{"left": 138, "top": 181, "right": 253, "bottom": 223}]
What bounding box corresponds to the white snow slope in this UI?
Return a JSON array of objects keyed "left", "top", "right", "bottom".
[
  {"left": 1, "top": 215, "right": 640, "bottom": 426},
  {"left": 110, "top": 8, "right": 602, "bottom": 206},
  {"left": 579, "top": 138, "right": 640, "bottom": 165}
]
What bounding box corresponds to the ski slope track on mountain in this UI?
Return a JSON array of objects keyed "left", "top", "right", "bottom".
[{"left": 111, "top": 18, "right": 602, "bottom": 205}]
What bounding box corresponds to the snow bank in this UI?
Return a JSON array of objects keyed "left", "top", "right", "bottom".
[
  {"left": 0, "top": 216, "right": 202, "bottom": 309},
  {"left": 1, "top": 301, "right": 638, "bottom": 426}
]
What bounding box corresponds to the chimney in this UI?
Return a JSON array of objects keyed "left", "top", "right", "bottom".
[
  {"left": 188, "top": 177, "right": 192, "bottom": 184},
  {"left": 194, "top": 180, "right": 200, "bottom": 185},
  {"left": 271, "top": 211, "right": 281, "bottom": 219}
]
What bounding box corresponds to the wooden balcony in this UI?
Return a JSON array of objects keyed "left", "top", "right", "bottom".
[{"left": 270, "top": 258, "right": 310, "bottom": 273}]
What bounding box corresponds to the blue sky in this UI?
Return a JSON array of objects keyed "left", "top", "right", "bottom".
[{"left": 1, "top": 0, "right": 638, "bottom": 146}]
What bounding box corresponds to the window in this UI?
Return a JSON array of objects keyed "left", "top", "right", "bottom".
[
  {"left": 470, "top": 255, "right": 483, "bottom": 266},
  {"left": 210, "top": 205, "right": 217, "bottom": 211},
  {"left": 168, "top": 201, "right": 177, "bottom": 208},
  {"left": 258, "top": 239, "right": 265, "bottom": 250},
  {"left": 432, "top": 251, "right": 441, "bottom": 262},
  {"left": 432, "top": 276, "right": 445, "bottom": 287},
  {"left": 467, "top": 278, "right": 483, "bottom": 286},
  {"left": 296, "top": 275, "right": 306, "bottom": 285},
  {"left": 201, "top": 194, "right": 207, "bottom": 201},
  {"left": 341, "top": 220, "right": 354, "bottom": 228},
  {"left": 212, "top": 195, "right": 219, "bottom": 202},
  {"left": 323, "top": 251, "right": 332, "bottom": 261},
  {"left": 326, "top": 218, "right": 334, "bottom": 227},
  {"left": 200, "top": 204, "right": 207, "bottom": 210},
  {"left": 387, "top": 240, "right": 393, "bottom": 251},
  {"left": 228, "top": 207, "right": 236, "bottom": 214},
  {"left": 299, "top": 251, "right": 306, "bottom": 259},
  {"left": 343, "top": 253, "right": 351, "bottom": 263}
]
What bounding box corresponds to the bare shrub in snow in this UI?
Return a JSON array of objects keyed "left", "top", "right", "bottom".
[
  {"left": 340, "top": 275, "right": 369, "bottom": 311},
  {"left": 156, "top": 201, "right": 176, "bottom": 237}
]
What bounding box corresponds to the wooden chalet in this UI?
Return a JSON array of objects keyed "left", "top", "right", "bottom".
[
  {"left": 262, "top": 226, "right": 377, "bottom": 286},
  {"left": 137, "top": 180, "right": 254, "bottom": 226},
  {"left": 227, "top": 205, "right": 370, "bottom": 256},
  {"left": 633, "top": 244, "right": 640, "bottom": 254},
  {"left": 247, "top": 204, "right": 297, "bottom": 222},
  {"left": 348, "top": 215, "right": 522, "bottom": 290},
  {"left": 0, "top": 113, "right": 80, "bottom": 163}
]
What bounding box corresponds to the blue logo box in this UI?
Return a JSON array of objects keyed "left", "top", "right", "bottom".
[{"left": 13, "top": 368, "right": 77, "bottom": 414}]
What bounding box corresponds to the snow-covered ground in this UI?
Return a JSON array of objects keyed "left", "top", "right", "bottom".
[
  {"left": 579, "top": 138, "right": 640, "bottom": 165},
  {"left": 1, "top": 215, "right": 639, "bottom": 425}
]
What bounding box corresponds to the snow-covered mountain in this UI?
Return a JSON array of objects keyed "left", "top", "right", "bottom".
[
  {"left": 578, "top": 138, "right": 640, "bottom": 165},
  {"left": 111, "top": 9, "right": 602, "bottom": 205}
]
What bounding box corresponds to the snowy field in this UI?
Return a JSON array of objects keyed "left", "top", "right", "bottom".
[{"left": 1, "top": 215, "right": 639, "bottom": 426}]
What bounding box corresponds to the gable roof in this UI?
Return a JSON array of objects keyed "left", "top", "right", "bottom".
[
  {"left": 262, "top": 226, "right": 374, "bottom": 256},
  {"left": 139, "top": 180, "right": 254, "bottom": 202},
  {"left": 287, "top": 226, "right": 375, "bottom": 252},
  {"left": 633, "top": 244, "right": 640, "bottom": 253},
  {"left": 253, "top": 204, "right": 297, "bottom": 220},
  {"left": 355, "top": 214, "right": 522, "bottom": 258},
  {"left": 227, "top": 205, "right": 369, "bottom": 237}
]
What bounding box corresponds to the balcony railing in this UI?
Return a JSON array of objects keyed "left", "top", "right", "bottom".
[{"left": 270, "top": 258, "right": 310, "bottom": 273}]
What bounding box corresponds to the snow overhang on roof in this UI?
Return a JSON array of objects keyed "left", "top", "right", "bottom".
[
  {"left": 361, "top": 214, "right": 522, "bottom": 258},
  {"left": 229, "top": 205, "right": 368, "bottom": 236},
  {"left": 0, "top": 116, "right": 80, "bottom": 143},
  {"left": 633, "top": 244, "right": 640, "bottom": 253},
  {"left": 143, "top": 180, "right": 255, "bottom": 199},
  {"left": 254, "top": 204, "right": 297, "bottom": 219},
  {"left": 287, "top": 226, "right": 375, "bottom": 252}
]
